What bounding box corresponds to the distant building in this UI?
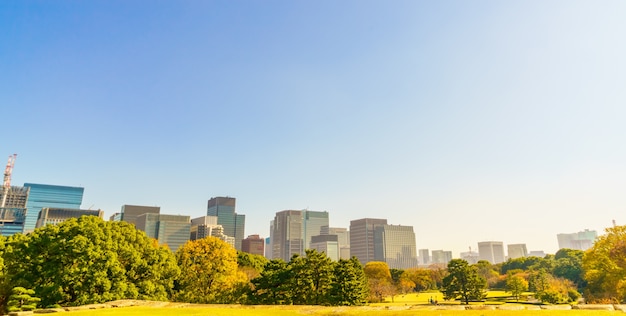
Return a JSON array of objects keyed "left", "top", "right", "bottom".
[
  {"left": 310, "top": 234, "right": 340, "bottom": 261},
  {"left": 36, "top": 208, "right": 104, "bottom": 228},
  {"left": 190, "top": 216, "right": 234, "bottom": 247},
  {"left": 528, "top": 250, "right": 546, "bottom": 258},
  {"left": 432, "top": 250, "right": 453, "bottom": 264},
  {"left": 136, "top": 213, "right": 190, "bottom": 252},
  {"left": 207, "top": 197, "right": 245, "bottom": 250},
  {"left": 350, "top": 218, "right": 387, "bottom": 266},
  {"left": 507, "top": 244, "right": 528, "bottom": 259},
  {"left": 557, "top": 229, "right": 597, "bottom": 251},
  {"left": 118, "top": 205, "right": 160, "bottom": 226},
  {"left": 264, "top": 237, "right": 271, "bottom": 258},
  {"left": 0, "top": 186, "right": 29, "bottom": 236},
  {"left": 419, "top": 249, "right": 430, "bottom": 265},
  {"left": 322, "top": 226, "right": 351, "bottom": 259},
  {"left": 374, "top": 224, "right": 418, "bottom": 269},
  {"left": 23, "top": 183, "right": 84, "bottom": 233},
  {"left": 478, "top": 241, "right": 505, "bottom": 264},
  {"left": 242, "top": 234, "right": 265, "bottom": 256},
  {"left": 270, "top": 209, "right": 329, "bottom": 261},
  {"left": 460, "top": 250, "right": 479, "bottom": 264},
  {"left": 109, "top": 212, "right": 121, "bottom": 221}
]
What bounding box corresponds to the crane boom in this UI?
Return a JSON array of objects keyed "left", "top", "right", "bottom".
[{"left": 1, "top": 154, "right": 17, "bottom": 208}]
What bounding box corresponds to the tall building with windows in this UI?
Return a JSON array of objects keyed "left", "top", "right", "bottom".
[
  {"left": 242, "top": 234, "right": 265, "bottom": 256},
  {"left": 350, "top": 218, "right": 387, "bottom": 266},
  {"left": 270, "top": 209, "right": 329, "bottom": 261},
  {"left": 207, "top": 197, "right": 245, "bottom": 250},
  {"left": 136, "top": 213, "right": 190, "bottom": 252},
  {"left": 374, "top": 224, "right": 418, "bottom": 269},
  {"left": 478, "top": 241, "right": 505, "bottom": 264},
  {"left": 118, "top": 205, "right": 160, "bottom": 226},
  {"left": 557, "top": 229, "right": 597, "bottom": 251},
  {"left": 310, "top": 234, "right": 339, "bottom": 261},
  {"left": 23, "top": 183, "right": 83, "bottom": 233},
  {"left": 507, "top": 243, "right": 528, "bottom": 259},
  {"left": 419, "top": 249, "right": 430, "bottom": 265},
  {"left": 0, "top": 186, "right": 29, "bottom": 236},
  {"left": 36, "top": 208, "right": 104, "bottom": 228},
  {"left": 432, "top": 250, "right": 453, "bottom": 264},
  {"left": 322, "top": 226, "right": 350, "bottom": 259}
]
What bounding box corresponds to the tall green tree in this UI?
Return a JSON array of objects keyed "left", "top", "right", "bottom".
[
  {"left": 552, "top": 248, "right": 584, "bottom": 289},
  {"left": 288, "top": 249, "right": 335, "bottom": 305},
  {"left": 175, "top": 237, "right": 247, "bottom": 303},
  {"left": 442, "top": 259, "right": 487, "bottom": 304},
  {"left": 3, "top": 217, "right": 179, "bottom": 307},
  {"left": 329, "top": 257, "right": 368, "bottom": 306},
  {"left": 250, "top": 259, "right": 292, "bottom": 304},
  {"left": 583, "top": 225, "right": 626, "bottom": 303}
]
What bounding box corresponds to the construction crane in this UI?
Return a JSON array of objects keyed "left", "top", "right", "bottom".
[{"left": 1, "top": 154, "right": 17, "bottom": 208}]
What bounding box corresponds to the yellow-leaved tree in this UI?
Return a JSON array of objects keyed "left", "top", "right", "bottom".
[
  {"left": 174, "top": 237, "right": 247, "bottom": 303},
  {"left": 583, "top": 225, "right": 626, "bottom": 303}
]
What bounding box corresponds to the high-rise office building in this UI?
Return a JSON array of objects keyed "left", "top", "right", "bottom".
[
  {"left": 310, "top": 234, "right": 339, "bottom": 261},
  {"left": 557, "top": 229, "right": 597, "bottom": 251},
  {"left": 419, "top": 249, "right": 430, "bottom": 265},
  {"left": 189, "top": 216, "right": 234, "bottom": 247},
  {"left": 0, "top": 186, "right": 29, "bottom": 236},
  {"left": 478, "top": 241, "right": 505, "bottom": 264},
  {"left": 350, "top": 218, "right": 387, "bottom": 266},
  {"left": 431, "top": 250, "right": 453, "bottom": 264},
  {"left": 118, "top": 205, "right": 161, "bottom": 226},
  {"left": 242, "top": 234, "right": 265, "bottom": 256},
  {"left": 374, "top": 224, "right": 418, "bottom": 269},
  {"left": 270, "top": 209, "right": 329, "bottom": 261},
  {"left": 322, "top": 226, "right": 350, "bottom": 259},
  {"left": 136, "top": 213, "right": 190, "bottom": 252},
  {"left": 460, "top": 250, "right": 479, "bottom": 264},
  {"left": 23, "top": 183, "right": 83, "bottom": 233},
  {"left": 507, "top": 243, "right": 528, "bottom": 259},
  {"left": 36, "top": 208, "right": 104, "bottom": 228},
  {"left": 207, "top": 197, "right": 245, "bottom": 250}
]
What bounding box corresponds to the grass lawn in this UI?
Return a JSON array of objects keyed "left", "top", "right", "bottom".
[{"left": 65, "top": 305, "right": 620, "bottom": 316}]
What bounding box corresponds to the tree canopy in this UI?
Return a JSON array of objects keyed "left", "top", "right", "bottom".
[{"left": 442, "top": 259, "right": 487, "bottom": 304}]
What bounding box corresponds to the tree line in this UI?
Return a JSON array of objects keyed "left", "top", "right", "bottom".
[{"left": 0, "top": 216, "right": 625, "bottom": 312}]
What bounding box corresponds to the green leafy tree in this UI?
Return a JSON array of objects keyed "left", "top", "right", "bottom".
[
  {"left": 583, "top": 225, "right": 626, "bottom": 303},
  {"left": 364, "top": 261, "right": 394, "bottom": 302},
  {"left": 442, "top": 259, "right": 487, "bottom": 304},
  {"left": 3, "top": 217, "right": 179, "bottom": 307},
  {"left": 329, "top": 257, "right": 369, "bottom": 306},
  {"left": 175, "top": 237, "right": 247, "bottom": 303},
  {"left": 288, "top": 249, "right": 335, "bottom": 305},
  {"left": 505, "top": 273, "right": 528, "bottom": 301},
  {"left": 250, "top": 259, "right": 292, "bottom": 304},
  {"left": 401, "top": 268, "right": 434, "bottom": 292},
  {"left": 238, "top": 251, "right": 269, "bottom": 281},
  {"left": 553, "top": 248, "right": 584, "bottom": 289},
  {"left": 7, "top": 287, "right": 40, "bottom": 312}
]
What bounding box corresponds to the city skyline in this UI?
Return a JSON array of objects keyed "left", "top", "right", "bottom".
[{"left": 3, "top": 1, "right": 626, "bottom": 256}]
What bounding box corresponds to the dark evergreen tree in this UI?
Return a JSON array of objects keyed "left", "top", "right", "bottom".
[{"left": 329, "top": 257, "right": 368, "bottom": 306}]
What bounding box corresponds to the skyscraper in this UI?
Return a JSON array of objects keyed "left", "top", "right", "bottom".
[
  {"left": 36, "top": 208, "right": 104, "bottom": 228},
  {"left": 135, "top": 213, "right": 190, "bottom": 252},
  {"left": 432, "top": 250, "right": 453, "bottom": 264},
  {"left": 478, "top": 241, "right": 505, "bottom": 264},
  {"left": 119, "top": 205, "right": 161, "bottom": 226},
  {"left": 419, "top": 249, "right": 430, "bottom": 265},
  {"left": 350, "top": 218, "right": 387, "bottom": 266},
  {"left": 557, "top": 229, "right": 597, "bottom": 251},
  {"left": 374, "top": 224, "right": 418, "bottom": 269},
  {"left": 507, "top": 244, "right": 528, "bottom": 259},
  {"left": 207, "top": 197, "right": 245, "bottom": 250},
  {"left": 270, "top": 209, "right": 329, "bottom": 261},
  {"left": 23, "top": 183, "right": 83, "bottom": 233}
]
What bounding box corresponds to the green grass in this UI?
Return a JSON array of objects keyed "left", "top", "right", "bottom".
[{"left": 64, "top": 305, "right": 620, "bottom": 316}]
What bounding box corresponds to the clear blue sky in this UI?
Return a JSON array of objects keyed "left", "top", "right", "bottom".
[{"left": 2, "top": 1, "right": 625, "bottom": 256}]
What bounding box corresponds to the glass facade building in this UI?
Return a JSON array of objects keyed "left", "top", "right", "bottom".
[
  {"left": 23, "top": 183, "right": 84, "bottom": 233},
  {"left": 270, "top": 209, "right": 329, "bottom": 261},
  {"left": 136, "top": 213, "right": 191, "bottom": 252},
  {"left": 374, "top": 224, "right": 418, "bottom": 269},
  {"left": 207, "top": 197, "right": 245, "bottom": 250},
  {"left": 0, "top": 208, "right": 27, "bottom": 236},
  {"left": 349, "top": 218, "right": 387, "bottom": 266}
]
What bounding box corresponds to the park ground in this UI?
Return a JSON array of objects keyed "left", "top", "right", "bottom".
[{"left": 40, "top": 292, "right": 626, "bottom": 316}]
